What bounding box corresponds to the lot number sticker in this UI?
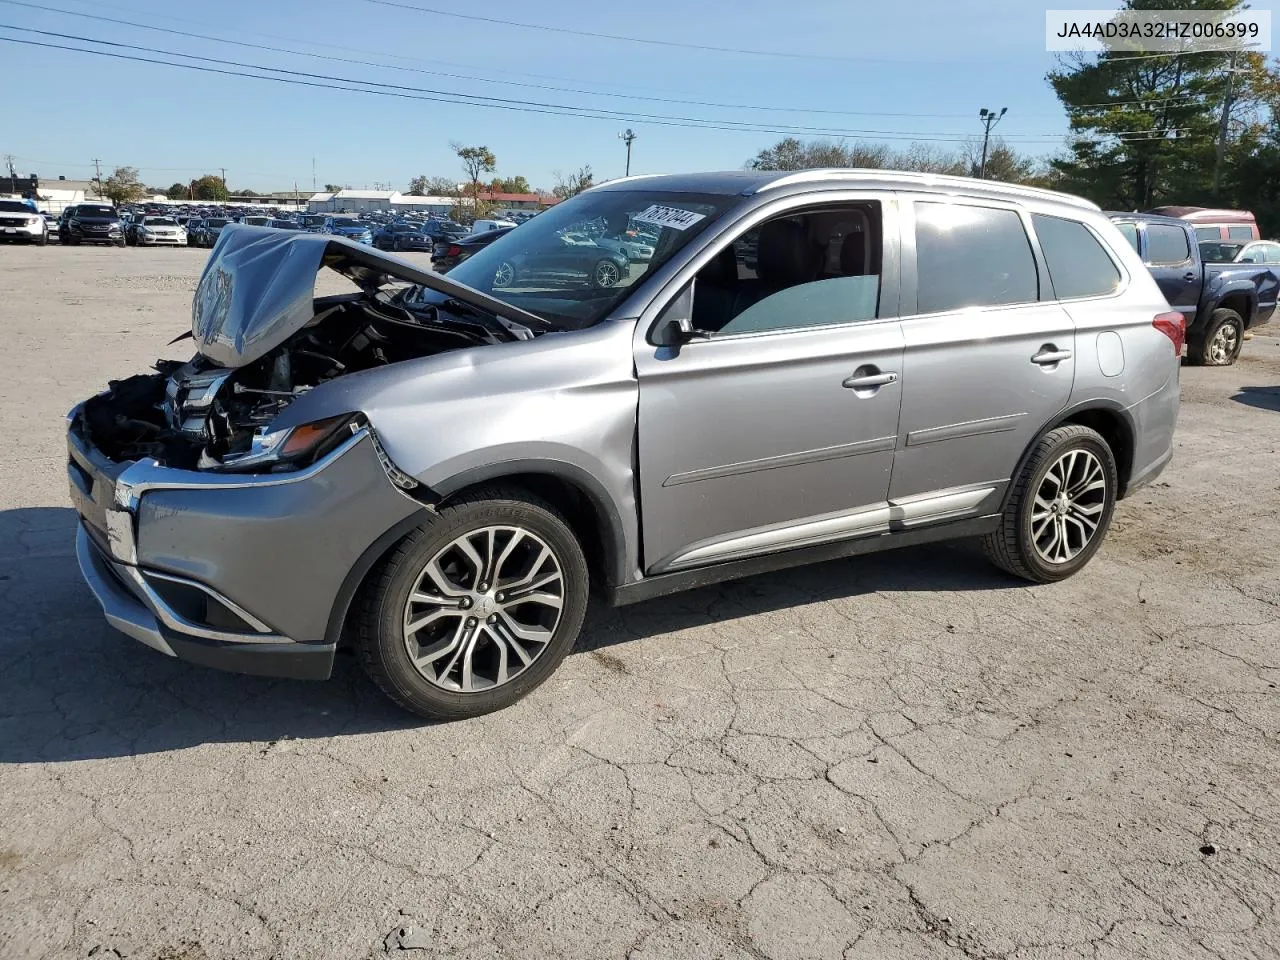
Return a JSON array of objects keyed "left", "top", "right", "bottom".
[{"left": 633, "top": 204, "right": 706, "bottom": 231}]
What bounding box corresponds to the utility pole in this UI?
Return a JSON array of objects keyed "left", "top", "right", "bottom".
[
  {"left": 1212, "top": 51, "right": 1249, "bottom": 200},
  {"left": 312, "top": 156, "right": 316, "bottom": 192},
  {"left": 618, "top": 128, "right": 637, "bottom": 177},
  {"left": 3, "top": 154, "right": 16, "bottom": 178},
  {"left": 977, "top": 107, "right": 1007, "bottom": 179}
]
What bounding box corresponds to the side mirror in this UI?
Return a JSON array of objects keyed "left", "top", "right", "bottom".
[{"left": 651, "top": 283, "right": 709, "bottom": 346}]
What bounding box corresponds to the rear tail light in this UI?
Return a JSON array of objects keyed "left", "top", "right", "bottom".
[
  {"left": 1153, "top": 311, "right": 1185, "bottom": 355},
  {"left": 445, "top": 245, "right": 461, "bottom": 257}
]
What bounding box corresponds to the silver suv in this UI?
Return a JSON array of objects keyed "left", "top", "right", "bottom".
[{"left": 68, "top": 171, "right": 1183, "bottom": 719}]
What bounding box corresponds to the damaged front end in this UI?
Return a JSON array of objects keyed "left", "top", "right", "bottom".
[
  {"left": 68, "top": 226, "right": 550, "bottom": 675},
  {"left": 78, "top": 224, "right": 545, "bottom": 473}
]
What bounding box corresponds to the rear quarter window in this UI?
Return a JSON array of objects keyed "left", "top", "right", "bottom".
[
  {"left": 1033, "top": 215, "right": 1122, "bottom": 299},
  {"left": 1113, "top": 221, "right": 1139, "bottom": 252},
  {"left": 1227, "top": 225, "right": 1256, "bottom": 240},
  {"left": 1146, "top": 224, "right": 1191, "bottom": 265}
]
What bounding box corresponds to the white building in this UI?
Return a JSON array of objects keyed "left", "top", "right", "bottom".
[
  {"left": 32, "top": 177, "right": 103, "bottom": 214},
  {"left": 306, "top": 190, "right": 456, "bottom": 215}
]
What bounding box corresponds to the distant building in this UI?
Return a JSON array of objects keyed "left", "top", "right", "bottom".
[{"left": 1, "top": 174, "right": 103, "bottom": 213}]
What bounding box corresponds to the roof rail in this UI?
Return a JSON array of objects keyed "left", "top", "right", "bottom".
[
  {"left": 750, "top": 168, "right": 1100, "bottom": 211},
  {"left": 585, "top": 174, "right": 666, "bottom": 191}
]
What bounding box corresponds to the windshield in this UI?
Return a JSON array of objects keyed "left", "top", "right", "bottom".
[
  {"left": 243, "top": 216, "right": 271, "bottom": 225},
  {"left": 205, "top": 218, "right": 229, "bottom": 228},
  {"left": 331, "top": 219, "right": 362, "bottom": 229},
  {"left": 144, "top": 217, "right": 177, "bottom": 226},
  {"left": 77, "top": 206, "right": 116, "bottom": 218},
  {"left": 438, "top": 190, "right": 732, "bottom": 329},
  {"left": 300, "top": 215, "right": 326, "bottom": 226},
  {"left": 0, "top": 200, "right": 34, "bottom": 212}
]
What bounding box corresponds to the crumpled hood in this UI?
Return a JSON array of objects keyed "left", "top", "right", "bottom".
[{"left": 191, "top": 224, "right": 545, "bottom": 368}]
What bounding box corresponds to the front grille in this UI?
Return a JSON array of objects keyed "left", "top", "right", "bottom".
[{"left": 0, "top": 216, "right": 30, "bottom": 226}]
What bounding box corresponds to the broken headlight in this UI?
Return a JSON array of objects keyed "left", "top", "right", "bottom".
[{"left": 199, "top": 413, "right": 362, "bottom": 472}]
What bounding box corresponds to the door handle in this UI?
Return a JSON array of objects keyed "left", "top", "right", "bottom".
[
  {"left": 843, "top": 371, "right": 899, "bottom": 389},
  {"left": 1031, "top": 347, "right": 1073, "bottom": 366},
  {"left": 1183, "top": 271, "right": 1196, "bottom": 282}
]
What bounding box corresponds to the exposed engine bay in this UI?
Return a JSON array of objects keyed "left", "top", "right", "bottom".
[{"left": 83, "top": 293, "right": 513, "bottom": 470}]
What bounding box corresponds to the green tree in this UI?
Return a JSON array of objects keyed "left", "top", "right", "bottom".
[
  {"left": 488, "top": 175, "right": 532, "bottom": 194},
  {"left": 552, "top": 165, "right": 594, "bottom": 199},
  {"left": 165, "top": 182, "right": 189, "bottom": 200},
  {"left": 451, "top": 142, "right": 497, "bottom": 215},
  {"left": 407, "top": 175, "right": 458, "bottom": 196},
  {"left": 323, "top": 183, "right": 343, "bottom": 193},
  {"left": 99, "top": 166, "right": 147, "bottom": 206},
  {"left": 189, "top": 175, "right": 228, "bottom": 201},
  {"left": 1046, "top": 0, "right": 1273, "bottom": 209}
]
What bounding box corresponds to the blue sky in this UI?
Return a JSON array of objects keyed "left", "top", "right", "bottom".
[{"left": 0, "top": 0, "right": 1185, "bottom": 193}]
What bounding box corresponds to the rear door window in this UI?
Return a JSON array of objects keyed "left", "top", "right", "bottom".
[
  {"left": 1195, "top": 227, "right": 1221, "bottom": 241},
  {"left": 914, "top": 202, "right": 1037, "bottom": 313},
  {"left": 1113, "top": 221, "right": 1139, "bottom": 252},
  {"left": 1146, "top": 224, "right": 1191, "bottom": 265},
  {"left": 1032, "top": 215, "right": 1122, "bottom": 299},
  {"left": 1227, "top": 225, "right": 1255, "bottom": 240}
]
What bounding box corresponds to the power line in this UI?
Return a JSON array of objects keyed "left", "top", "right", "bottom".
[
  {"left": 0, "top": 0, "right": 1009, "bottom": 120},
  {"left": 361, "top": 0, "right": 974, "bottom": 65},
  {"left": 0, "top": 27, "right": 1083, "bottom": 142}
]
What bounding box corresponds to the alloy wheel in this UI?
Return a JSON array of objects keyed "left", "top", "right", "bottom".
[
  {"left": 493, "top": 262, "right": 515, "bottom": 287},
  {"left": 594, "top": 261, "right": 620, "bottom": 287},
  {"left": 402, "top": 526, "right": 565, "bottom": 692},
  {"left": 1031, "top": 449, "right": 1107, "bottom": 564},
  {"left": 1209, "top": 322, "right": 1239, "bottom": 364}
]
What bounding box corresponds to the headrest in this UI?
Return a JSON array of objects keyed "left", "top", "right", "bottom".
[
  {"left": 757, "top": 219, "right": 819, "bottom": 286},
  {"left": 840, "top": 231, "right": 868, "bottom": 275}
]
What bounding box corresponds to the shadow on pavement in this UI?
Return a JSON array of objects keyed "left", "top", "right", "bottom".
[
  {"left": 0, "top": 505, "right": 1018, "bottom": 763},
  {"left": 1231, "top": 385, "right": 1280, "bottom": 412}
]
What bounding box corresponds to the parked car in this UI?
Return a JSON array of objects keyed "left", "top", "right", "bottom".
[
  {"left": 42, "top": 212, "right": 59, "bottom": 241},
  {"left": 190, "top": 217, "right": 231, "bottom": 248},
  {"left": 470, "top": 218, "right": 518, "bottom": 234},
  {"left": 133, "top": 215, "right": 188, "bottom": 246},
  {"left": 1109, "top": 212, "right": 1278, "bottom": 365},
  {"left": 432, "top": 226, "right": 513, "bottom": 272},
  {"left": 593, "top": 233, "right": 656, "bottom": 262},
  {"left": 238, "top": 215, "right": 273, "bottom": 226},
  {"left": 490, "top": 231, "right": 630, "bottom": 289},
  {"left": 269, "top": 219, "right": 302, "bottom": 230},
  {"left": 0, "top": 198, "right": 49, "bottom": 244},
  {"left": 373, "top": 223, "right": 434, "bottom": 252},
  {"left": 69, "top": 172, "right": 1182, "bottom": 720},
  {"left": 59, "top": 203, "right": 125, "bottom": 246},
  {"left": 324, "top": 216, "right": 373, "bottom": 245},
  {"left": 1199, "top": 239, "right": 1280, "bottom": 265},
  {"left": 298, "top": 214, "right": 329, "bottom": 233}
]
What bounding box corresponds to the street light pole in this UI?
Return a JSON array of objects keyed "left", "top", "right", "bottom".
[
  {"left": 978, "top": 107, "right": 1007, "bottom": 179},
  {"left": 618, "top": 128, "right": 637, "bottom": 177}
]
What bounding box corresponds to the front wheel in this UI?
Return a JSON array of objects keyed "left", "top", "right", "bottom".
[
  {"left": 356, "top": 486, "right": 589, "bottom": 720},
  {"left": 982, "top": 425, "right": 1118, "bottom": 583},
  {"left": 116, "top": 237, "right": 127, "bottom": 248},
  {"left": 1188, "top": 308, "right": 1244, "bottom": 366}
]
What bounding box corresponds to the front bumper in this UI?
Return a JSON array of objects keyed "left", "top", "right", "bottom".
[
  {"left": 0, "top": 221, "right": 44, "bottom": 240},
  {"left": 138, "top": 234, "right": 188, "bottom": 245},
  {"left": 68, "top": 412, "right": 423, "bottom": 680},
  {"left": 71, "top": 229, "right": 123, "bottom": 244}
]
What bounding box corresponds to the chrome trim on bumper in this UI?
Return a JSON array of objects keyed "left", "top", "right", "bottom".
[{"left": 78, "top": 524, "right": 292, "bottom": 646}]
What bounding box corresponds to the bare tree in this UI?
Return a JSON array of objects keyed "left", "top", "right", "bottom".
[{"left": 552, "top": 165, "right": 594, "bottom": 199}]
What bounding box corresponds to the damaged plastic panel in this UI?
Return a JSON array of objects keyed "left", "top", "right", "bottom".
[{"left": 80, "top": 225, "right": 548, "bottom": 472}]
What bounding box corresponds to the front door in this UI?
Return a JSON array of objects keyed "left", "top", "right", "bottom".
[
  {"left": 634, "top": 194, "right": 905, "bottom": 573},
  {"left": 889, "top": 198, "right": 1075, "bottom": 508}
]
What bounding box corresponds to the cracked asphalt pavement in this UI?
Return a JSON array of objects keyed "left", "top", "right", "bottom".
[{"left": 2, "top": 246, "right": 1278, "bottom": 960}]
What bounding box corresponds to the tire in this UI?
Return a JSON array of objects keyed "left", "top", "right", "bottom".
[
  {"left": 492, "top": 260, "right": 516, "bottom": 288},
  {"left": 36, "top": 231, "right": 47, "bottom": 247},
  {"left": 591, "top": 258, "right": 621, "bottom": 288},
  {"left": 1187, "top": 308, "right": 1244, "bottom": 366},
  {"left": 356, "top": 485, "right": 589, "bottom": 721},
  {"left": 116, "top": 237, "right": 126, "bottom": 248},
  {"left": 982, "top": 424, "right": 1118, "bottom": 584}
]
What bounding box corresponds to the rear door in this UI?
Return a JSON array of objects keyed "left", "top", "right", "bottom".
[
  {"left": 890, "top": 197, "right": 1075, "bottom": 509},
  {"left": 1142, "top": 222, "right": 1200, "bottom": 323}
]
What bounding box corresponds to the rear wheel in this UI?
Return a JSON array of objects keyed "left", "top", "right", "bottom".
[
  {"left": 983, "top": 425, "right": 1117, "bottom": 583},
  {"left": 356, "top": 487, "right": 589, "bottom": 720},
  {"left": 592, "top": 258, "right": 621, "bottom": 288},
  {"left": 1188, "top": 308, "right": 1244, "bottom": 366}
]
